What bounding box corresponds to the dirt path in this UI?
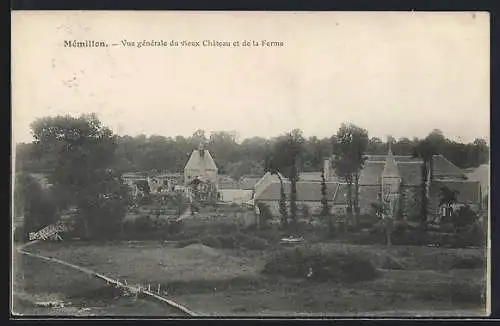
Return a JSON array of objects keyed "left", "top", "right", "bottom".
[{"left": 14, "top": 241, "right": 198, "bottom": 317}]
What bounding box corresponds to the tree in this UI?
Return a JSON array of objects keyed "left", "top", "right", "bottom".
[
  {"left": 332, "top": 123, "right": 369, "bottom": 228},
  {"left": 14, "top": 173, "right": 58, "bottom": 240},
  {"left": 367, "top": 137, "right": 385, "bottom": 155},
  {"left": 30, "top": 113, "right": 127, "bottom": 239},
  {"left": 320, "top": 156, "right": 333, "bottom": 234},
  {"left": 397, "top": 178, "right": 407, "bottom": 220},
  {"left": 265, "top": 150, "right": 288, "bottom": 228},
  {"left": 256, "top": 202, "right": 273, "bottom": 229},
  {"left": 412, "top": 138, "right": 436, "bottom": 233},
  {"left": 393, "top": 137, "right": 415, "bottom": 156},
  {"left": 170, "top": 190, "right": 188, "bottom": 217},
  {"left": 285, "top": 129, "right": 305, "bottom": 230},
  {"left": 439, "top": 186, "right": 459, "bottom": 226},
  {"left": 371, "top": 195, "right": 393, "bottom": 246}
]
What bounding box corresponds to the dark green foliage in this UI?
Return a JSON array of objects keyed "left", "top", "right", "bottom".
[
  {"left": 240, "top": 236, "right": 268, "bottom": 250},
  {"left": 198, "top": 235, "right": 222, "bottom": 248},
  {"left": 262, "top": 247, "right": 379, "bottom": 283},
  {"left": 14, "top": 173, "right": 59, "bottom": 238},
  {"left": 257, "top": 202, "right": 273, "bottom": 228},
  {"left": 332, "top": 123, "right": 369, "bottom": 228},
  {"left": 320, "top": 170, "right": 331, "bottom": 233},
  {"left": 27, "top": 114, "right": 129, "bottom": 240},
  {"left": 412, "top": 137, "right": 438, "bottom": 231},
  {"left": 453, "top": 205, "right": 479, "bottom": 233},
  {"left": 16, "top": 128, "right": 488, "bottom": 178},
  {"left": 451, "top": 255, "right": 485, "bottom": 269}
]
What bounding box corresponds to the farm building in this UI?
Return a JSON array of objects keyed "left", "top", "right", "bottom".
[
  {"left": 184, "top": 143, "right": 218, "bottom": 186},
  {"left": 255, "top": 144, "right": 483, "bottom": 221},
  {"left": 254, "top": 181, "right": 347, "bottom": 217}
]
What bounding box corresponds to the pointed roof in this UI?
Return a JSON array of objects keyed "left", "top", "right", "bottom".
[
  {"left": 184, "top": 148, "right": 218, "bottom": 172},
  {"left": 382, "top": 141, "right": 399, "bottom": 177}
]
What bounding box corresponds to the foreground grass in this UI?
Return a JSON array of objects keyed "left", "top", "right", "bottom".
[
  {"left": 12, "top": 252, "right": 190, "bottom": 316},
  {"left": 20, "top": 241, "right": 487, "bottom": 316}
]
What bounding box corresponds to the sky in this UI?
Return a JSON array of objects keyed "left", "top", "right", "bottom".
[{"left": 11, "top": 11, "right": 490, "bottom": 145}]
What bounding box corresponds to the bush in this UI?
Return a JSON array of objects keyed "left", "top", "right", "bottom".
[
  {"left": 262, "top": 247, "right": 379, "bottom": 283},
  {"left": 451, "top": 255, "right": 485, "bottom": 269},
  {"left": 392, "top": 229, "right": 425, "bottom": 246},
  {"left": 241, "top": 237, "right": 268, "bottom": 250},
  {"left": 198, "top": 235, "right": 222, "bottom": 248},
  {"left": 217, "top": 234, "right": 239, "bottom": 249},
  {"left": 439, "top": 223, "right": 455, "bottom": 234},
  {"left": 358, "top": 214, "right": 377, "bottom": 229},
  {"left": 453, "top": 205, "right": 479, "bottom": 232}
]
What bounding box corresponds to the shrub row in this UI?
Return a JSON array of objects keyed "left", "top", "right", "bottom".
[{"left": 261, "top": 247, "right": 379, "bottom": 283}]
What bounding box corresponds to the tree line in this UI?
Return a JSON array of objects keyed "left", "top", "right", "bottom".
[
  {"left": 13, "top": 114, "right": 488, "bottom": 241},
  {"left": 16, "top": 127, "right": 489, "bottom": 181}
]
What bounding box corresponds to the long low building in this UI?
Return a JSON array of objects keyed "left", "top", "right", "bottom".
[{"left": 254, "top": 145, "right": 484, "bottom": 222}]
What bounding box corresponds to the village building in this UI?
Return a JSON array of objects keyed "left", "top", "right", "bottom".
[
  {"left": 254, "top": 143, "right": 483, "bottom": 222},
  {"left": 216, "top": 174, "right": 263, "bottom": 204},
  {"left": 122, "top": 172, "right": 148, "bottom": 188},
  {"left": 184, "top": 143, "right": 218, "bottom": 186},
  {"left": 147, "top": 173, "right": 183, "bottom": 194},
  {"left": 254, "top": 180, "right": 346, "bottom": 217}
]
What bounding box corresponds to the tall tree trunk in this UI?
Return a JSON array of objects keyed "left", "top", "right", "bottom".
[
  {"left": 353, "top": 173, "right": 360, "bottom": 229},
  {"left": 290, "top": 165, "right": 298, "bottom": 232},
  {"left": 277, "top": 174, "right": 287, "bottom": 228},
  {"left": 346, "top": 175, "right": 353, "bottom": 231},
  {"left": 419, "top": 159, "right": 429, "bottom": 243},
  {"left": 320, "top": 171, "right": 332, "bottom": 235}
]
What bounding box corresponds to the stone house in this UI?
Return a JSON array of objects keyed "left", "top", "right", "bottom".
[{"left": 254, "top": 181, "right": 346, "bottom": 217}]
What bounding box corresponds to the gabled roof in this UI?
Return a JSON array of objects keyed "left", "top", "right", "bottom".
[
  {"left": 432, "top": 155, "right": 468, "bottom": 179},
  {"left": 298, "top": 172, "right": 323, "bottom": 182},
  {"left": 359, "top": 162, "right": 384, "bottom": 185},
  {"left": 397, "top": 163, "right": 422, "bottom": 185},
  {"left": 255, "top": 181, "right": 339, "bottom": 202},
  {"left": 364, "top": 155, "right": 418, "bottom": 163},
  {"left": 184, "top": 149, "right": 218, "bottom": 172},
  {"left": 359, "top": 154, "right": 466, "bottom": 186}
]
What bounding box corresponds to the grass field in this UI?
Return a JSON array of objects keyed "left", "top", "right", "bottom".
[
  {"left": 12, "top": 250, "right": 191, "bottom": 316},
  {"left": 15, "top": 239, "right": 488, "bottom": 317}
]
